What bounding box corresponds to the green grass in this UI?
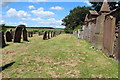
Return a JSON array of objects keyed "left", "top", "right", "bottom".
[{"left": 1, "top": 34, "right": 118, "bottom": 78}]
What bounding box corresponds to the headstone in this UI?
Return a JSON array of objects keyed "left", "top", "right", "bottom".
[
  {"left": 51, "top": 31, "right": 53, "bottom": 37},
  {"left": 14, "top": 25, "right": 24, "bottom": 43},
  {"left": 48, "top": 31, "right": 50, "bottom": 39},
  {"left": 28, "top": 32, "right": 31, "bottom": 37},
  {"left": 53, "top": 31, "right": 56, "bottom": 37},
  {"left": 43, "top": 31, "right": 47, "bottom": 40},
  {"left": 77, "top": 29, "right": 80, "bottom": 39},
  {"left": 30, "top": 32, "right": 33, "bottom": 37},
  {"left": 118, "top": 26, "right": 120, "bottom": 63},
  {"left": 0, "top": 31, "right": 6, "bottom": 48},
  {"left": 6, "top": 31, "right": 12, "bottom": 42},
  {"left": 10, "top": 29, "right": 14, "bottom": 39},
  {"left": 38, "top": 31, "right": 42, "bottom": 36},
  {"left": 23, "top": 27, "right": 28, "bottom": 41}
]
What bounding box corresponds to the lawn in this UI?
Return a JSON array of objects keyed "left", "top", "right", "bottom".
[{"left": 1, "top": 34, "right": 118, "bottom": 78}]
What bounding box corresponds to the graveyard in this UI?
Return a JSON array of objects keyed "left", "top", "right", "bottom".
[
  {"left": 1, "top": 0, "right": 120, "bottom": 79},
  {"left": 1, "top": 30, "right": 118, "bottom": 78}
]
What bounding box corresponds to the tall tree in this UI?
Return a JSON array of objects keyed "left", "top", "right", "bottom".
[
  {"left": 89, "top": 0, "right": 119, "bottom": 12},
  {"left": 62, "top": 6, "right": 91, "bottom": 33}
]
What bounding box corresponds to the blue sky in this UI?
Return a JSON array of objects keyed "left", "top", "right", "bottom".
[{"left": 1, "top": 1, "right": 91, "bottom": 28}]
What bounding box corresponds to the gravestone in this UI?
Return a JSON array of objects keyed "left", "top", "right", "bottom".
[
  {"left": 53, "top": 31, "right": 56, "bottom": 37},
  {"left": 14, "top": 25, "right": 24, "bottom": 43},
  {"left": 94, "top": 15, "right": 105, "bottom": 50},
  {"left": 118, "top": 25, "right": 120, "bottom": 63},
  {"left": 0, "top": 31, "right": 6, "bottom": 48},
  {"left": 10, "top": 29, "right": 13, "bottom": 39},
  {"left": 28, "top": 32, "right": 31, "bottom": 37},
  {"left": 48, "top": 31, "right": 50, "bottom": 39},
  {"left": 43, "top": 31, "right": 47, "bottom": 40},
  {"left": 30, "top": 32, "right": 33, "bottom": 37},
  {"left": 77, "top": 29, "right": 80, "bottom": 39},
  {"left": 23, "top": 27, "right": 28, "bottom": 41},
  {"left": 6, "top": 31, "right": 12, "bottom": 42},
  {"left": 38, "top": 31, "right": 42, "bottom": 36},
  {"left": 51, "top": 31, "right": 53, "bottom": 37}
]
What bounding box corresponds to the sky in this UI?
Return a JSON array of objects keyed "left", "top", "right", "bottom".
[{"left": 0, "top": 0, "right": 92, "bottom": 28}]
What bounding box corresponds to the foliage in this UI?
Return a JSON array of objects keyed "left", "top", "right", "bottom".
[
  {"left": 0, "top": 24, "right": 7, "bottom": 31},
  {"left": 62, "top": 6, "right": 91, "bottom": 33},
  {"left": 89, "top": 0, "right": 120, "bottom": 12}
]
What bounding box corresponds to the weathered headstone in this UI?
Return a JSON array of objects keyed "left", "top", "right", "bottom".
[
  {"left": 30, "top": 32, "right": 33, "bottom": 37},
  {"left": 6, "top": 31, "right": 12, "bottom": 42},
  {"left": 53, "top": 31, "right": 56, "bottom": 37},
  {"left": 0, "top": 31, "right": 6, "bottom": 48},
  {"left": 14, "top": 25, "right": 24, "bottom": 43},
  {"left": 48, "top": 31, "right": 50, "bottom": 39},
  {"left": 28, "top": 32, "right": 31, "bottom": 37},
  {"left": 38, "top": 31, "right": 42, "bottom": 36},
  {"left": 10, "top": 29, "right": 14, "bottom": 39},
  {"left": 118, "top": 26, "right": 120, "bottom": 63},
  {"left": 51, "top": 31, "right": 53, "bottom": 37},
  {"left": 23, "top": 27, "right": 28, "bottom": 41},
  {"left": 43, "top": 31, "right": 47, "bottom": 40}
]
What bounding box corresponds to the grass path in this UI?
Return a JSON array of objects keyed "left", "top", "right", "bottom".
[{"left": 1, "top": 34, "right": 118, "bottom": 78}]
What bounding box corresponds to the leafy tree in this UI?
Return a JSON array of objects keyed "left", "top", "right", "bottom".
[
  {"left": 0, "top": 24, "right": 6, "bottom": 31},
  {"left": 89, "top": 0, "right": 119, "bottom": 12},
  {"left": 62, "top": 6, "right": 91, "bottom": 33}
]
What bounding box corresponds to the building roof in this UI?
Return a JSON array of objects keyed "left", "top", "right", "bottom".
[
  {"left": 89, "top": 10, "right": 99, "bottom": 15},
  {"left": 100, "top": 0, "right": 110, "bottom": 12}
]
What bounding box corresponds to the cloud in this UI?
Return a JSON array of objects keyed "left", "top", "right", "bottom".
[
  {"left": 6, "top": 21, "right": 27, "bottom": 26},
  {"left": 83, "top": 1, "right": 92, "bottom": 6},
  {"left": 28, "top": 5, "right": 35, "bottom": 9},
  {"left": 0, "top": 20, "right": 5, "bottom": 24},
  {"left": 31, "top": 7, "right": 55, "bottom": 17},
  {"left": 21, "top": 17, "right": 64, "bottom": 28},
  {"left": 6, "top": 8, "right": 31, "bottom": 19},
  {"left": 50, "top": 6, "right": 64, "bottom": 10}
]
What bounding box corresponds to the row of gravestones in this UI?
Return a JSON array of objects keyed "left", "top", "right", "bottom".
[
  {"left": 0, "top": 25, "right": 28, "bottom": 48},
  {"left": 0, "top": 24, "right": 61, "bottom": 48},
  {"left": 43, "top": 31, "right": 61, "bottom": 40}
]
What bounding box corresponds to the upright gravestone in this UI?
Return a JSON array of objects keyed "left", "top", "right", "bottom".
[
  {"left": 6, "top": 31, "right": 12, "bottom": 42},
  {"left": 53, "top": 31, "right": 56, "bottom": 37},
  {"left": 28, "top": 32, "right": 30, "bottom": 37},
  {"left": 10, "top": 29, "right": 13, "bottom": 39},
  {"left": 51, "top": 31, "right": 53, "bottom": 38},
  {"left": 43, "top": 31, "right": 47, "bottom": 40},
  {"left": 38, "top": 31, "right": 42, "bottom": 36},
  {"left": 0, "top": 31, "right": 6, "bottom": 48},
  {"left": 30, "top": 32, "right": 33, "bottom": 37},
  {"left": 23, "top": 27, "right": 28, "bottom": 41},
  {"left": 118, "top": 24, "right": 120, "bottom": 63},
  {"left": 14, "top": 25, "right": 24, "bottom": 43},
  {"left": 48, "top": 31, "right": 50, "bottom": 39}
]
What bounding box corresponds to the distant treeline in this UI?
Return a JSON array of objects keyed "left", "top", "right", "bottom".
[{"left": 5, "top": 26, "right": 55, "bottom": 29}]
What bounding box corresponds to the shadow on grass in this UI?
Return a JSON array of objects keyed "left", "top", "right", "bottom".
[
  {"left": 0, "top": 44, "right": 10, "bottom": 48},
  {"left": 0, "top": 62, "right": 15, "bottom": 72}
]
